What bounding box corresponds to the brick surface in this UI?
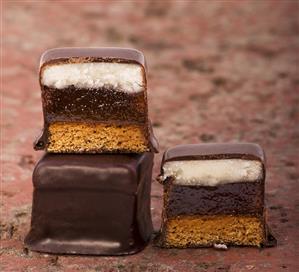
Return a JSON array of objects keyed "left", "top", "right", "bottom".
[{"left": 1, "top": 0, "right": 299, "bottom": 271}]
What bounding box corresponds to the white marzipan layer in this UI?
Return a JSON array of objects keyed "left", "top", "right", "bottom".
[
  {"left": 162, "top": 159, "right": 263, "bottom": 186},
  {"left": 41, "top": 62, "right": 144, "bottom": 93}
]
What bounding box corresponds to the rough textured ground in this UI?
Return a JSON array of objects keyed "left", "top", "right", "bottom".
[{"left": 1, "top": 0, "right": 299, "bottom": 271}]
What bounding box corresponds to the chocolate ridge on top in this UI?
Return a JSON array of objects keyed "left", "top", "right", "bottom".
[
  {"left": 40, "top": 47, "right": 146, "bottom": 68},
  {"left": 162, "top": 143, "right": 265, "bottom": 163}
]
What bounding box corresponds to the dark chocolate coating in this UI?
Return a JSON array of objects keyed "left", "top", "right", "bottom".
[
  {"left": 25, "top": 152, "right": 154, "bottom": 255},
  {"left": 35, "top": 47, "right": 158, "bottom": 153},
  {"left": 40, "top": 47, "right": 146, "bottom": 68},
  {"left": 164, "top": 182, "right": 264, "bottom": 217},
  {"left": 163, "top": 143, "right": 265, "bottom": 163}
]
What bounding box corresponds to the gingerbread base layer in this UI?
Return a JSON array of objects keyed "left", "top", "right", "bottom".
[
  {"left": 157, "top": 215, "right": 265, "bottom": 248},
  {"left": 47, "top": 122, "right": 149, "bottom": 153}
]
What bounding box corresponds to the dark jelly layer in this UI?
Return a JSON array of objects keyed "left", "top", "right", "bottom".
[
  {"left": 42, "top": 86, "right": 147, "bottom": 123},
  {"left": 164, "top": 181, "right": 264, "bottom": 217}
]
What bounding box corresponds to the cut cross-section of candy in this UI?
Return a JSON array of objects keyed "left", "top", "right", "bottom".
[
  {"left": 155, "top": 143, "right": 276, "bottom": 248},
  {"left": 34, "top": 47, "right": 158, "bottom": 153}
]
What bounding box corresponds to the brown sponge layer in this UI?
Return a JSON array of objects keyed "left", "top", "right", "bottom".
[
  {"left": 47, "top": 122, "right": 149, "bottom": 153},
  {"left": 162, "top": 215, "right": 264, "bottom": 247}
]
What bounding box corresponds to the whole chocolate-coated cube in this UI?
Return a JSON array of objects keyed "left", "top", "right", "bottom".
[{"left": 25, "top": 153, "right": 154, "bottom": 255}]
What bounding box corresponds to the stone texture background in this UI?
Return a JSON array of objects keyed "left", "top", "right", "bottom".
[{"left": 1, "top": 0, "right": 299, "bottom": 271}]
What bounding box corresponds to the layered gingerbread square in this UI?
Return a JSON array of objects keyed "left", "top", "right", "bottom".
[
  {"left": 25, "top": 152, "right": 154, "bottom": 255},
  {"left": 156, "top": 143, "right": 274, "bottom": 248},
  {"left": 35, "top": 47, "right": 158, "bottom": 153}
]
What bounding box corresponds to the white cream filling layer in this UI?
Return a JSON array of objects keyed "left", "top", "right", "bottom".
[
  {"left": 162, "top": 159, "right": 263, "bottom": 186},
  {"left": 41, "top": 62, "right": 144, "bottom": 93}
]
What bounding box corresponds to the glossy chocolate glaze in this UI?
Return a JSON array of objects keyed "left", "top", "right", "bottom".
[
  {"left": 35, "top": 47, "right": 158, "bottom": 153},
  {"left": 25, "top": 152, "right": 154, "bottom": 255},
  {"left": 40, "top": 47, "right": 146, "bottom": 68},
  {"left": 165, "top": 181, "right": 264, "bottom": 217},
  {"left": 162, "top": 143, "right": 265, "bottom": 163}
]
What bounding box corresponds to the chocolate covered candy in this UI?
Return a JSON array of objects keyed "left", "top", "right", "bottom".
[
  {"left": 155, "top": 143, "right": 276, "bottom": 248},
  {"left": 25, "top": 152, "right": 154, "bottom": 255},
  {"left": 34, "top": 47, "right": 158, "bottom": 153}
]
